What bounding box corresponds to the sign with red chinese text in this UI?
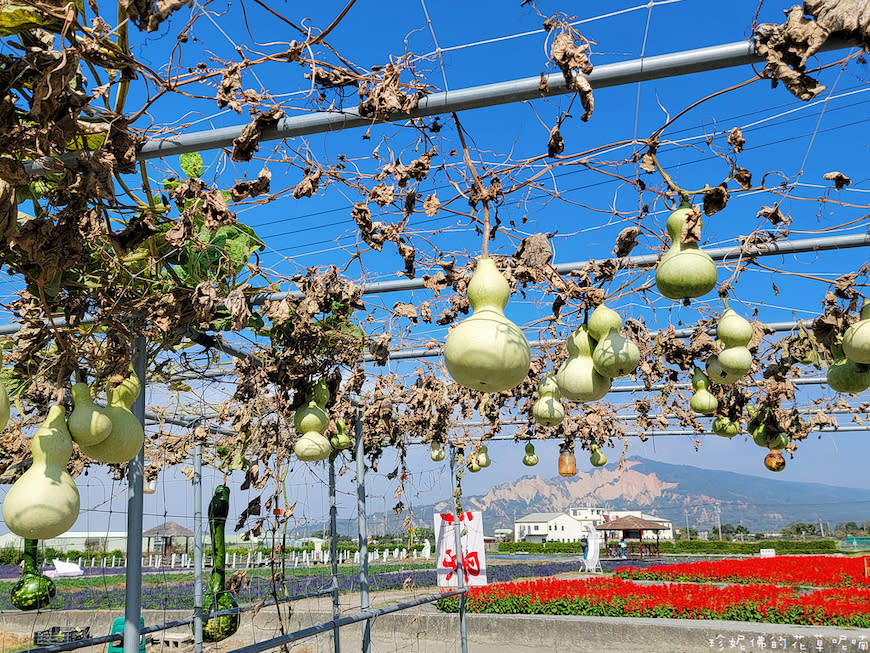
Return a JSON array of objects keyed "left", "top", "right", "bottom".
[{"left": 434, "top": 510, "right": 487, "bottom": 587}]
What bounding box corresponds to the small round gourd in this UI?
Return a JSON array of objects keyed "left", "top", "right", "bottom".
[
  {"left": 764, "top": 450, "right": 786, "bottom": 472},
  {"left": 689, "top": 368, "right": 718, "bottom": 415},
  {"left": 589, "top": 444, "right": 607, "bottom": 467},
  {"left": 430, "top": 442, "right": 446, "bottom": 462},
  {"left": 766, "top": 432, "right": 789, "bottom": 450},
  {"left": 826, "top": 356, "right": 870, "bottom": 394},
  {"left": 555, "top": 325, "right": 611, "bottom": 402},
  {"left": 532, "top": 373, "right": 565, "bottom": 427},
  {"left": 443, "top": 258, "right": 531, "bottom": 392},
  {"left": 78, "top": 371, "right": 145, "bottom": 464},
  {"left": 717, "top": 346, "right": 753, "bottom": 379},
  {"left": 294, "top": 433, "right": 332, "bottom": 461},
  {"left": 3, "top": 405, "right": 80, "bottom": 539},
  {"left": 843, "top": 302, "right": 870, "bottom": 364},
  {"left": 711, "top": 416, "right": 739, "bottom": 438},
  {"left": 522, "top": 443, "right": 538, "bottom": 467},
  {"left": 655, "top": 204, "right": 718, "bottom": 300},
  {"left": 11, "top": 538, "right": 55, "bottom": 611},
  {"left": 68, "top": 382, "right": 113, "bottom": 446},
  {"left": 592, "top": 330, "right": 640, "bottom": 378},
  {"left": 468, "top": 456, "right": 482, "bottom": 473}
]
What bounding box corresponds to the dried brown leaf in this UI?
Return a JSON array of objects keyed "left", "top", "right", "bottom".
[{"left": 823, "top": 170, "right": 851, "bottom": 189}]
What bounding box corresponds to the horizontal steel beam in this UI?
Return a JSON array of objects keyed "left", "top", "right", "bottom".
[{"left": 135, "top": 38, "right": 852, "bottom": 160}]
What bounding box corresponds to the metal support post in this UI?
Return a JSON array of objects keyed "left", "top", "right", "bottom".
[
  {"left": 328, "top": 455, "right": 341, "bottom": 653},
  {"left": 124, "top": 337, "right": 146, "bottom": 653},
  {"left": 448, "top": 445, "right": 468, "bottom": 653},
  {"left": 193, "top": 444, "right": 203, "bottom": 653},
  {"left": 354, "top": 414, "right": 371, "bottom": 653}
]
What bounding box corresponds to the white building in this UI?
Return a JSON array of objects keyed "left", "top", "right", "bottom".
[
  {"left": 569, "top": 505, "right": 607, "bottom": 525},
  {"left": 514, "top": 512, "right": 585, "bottom": 544}
]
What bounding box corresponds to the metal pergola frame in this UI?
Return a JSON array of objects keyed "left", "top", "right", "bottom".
[{"left": 8, "top": 33, "right": 867, "bottom": 653}]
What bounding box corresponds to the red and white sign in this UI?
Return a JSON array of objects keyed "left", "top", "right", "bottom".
[{"left": 434, "top": 511, "right": 487, "bottom": 587}]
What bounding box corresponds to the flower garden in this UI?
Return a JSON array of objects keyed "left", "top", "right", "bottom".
[{"left": 436, "top": 556, "right": 870, "bottom": 627}]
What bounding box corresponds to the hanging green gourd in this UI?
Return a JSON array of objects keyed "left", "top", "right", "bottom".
[
  {"left": 68, "top": 381, "right": 113, "bottom": 447},
  {"left": 826, "top": 345, "right": 870, "bottom": 393},
  {"left": 555, "top": 324, "right": 611, "bottom": 402},
  {"left": 3, "top": 405, "right": 80, "bottom": 539},
  {"left": 444, "top": 258, "right": 531, "bottom": 392},
  {"left": 589, "top": 444, "right": 607, "bottom": 467},
  {"left": 293, "top": 382, "right": 332, "bottom": 462},
  {"left": 655, "top": 202, "right": 717, "bottom": 300},
  {"left": 532, "top": 373, "right": 565, "bottom": 427},
  {"left": 430, "top": 441, "right": 446, "bottom": 462},
  {"left": 522, "top": 442, "right": 538, "bottom": 466},
  {"left": 78, "top": 370, "right": 145, "bottom": 464},
  {"left": 711, "top": 416, "right": 739, "bottom": 438},
  {"left": 477, "top": 445, "right": 491, "bottom": 468},
  {"left": 689, "top": 368, "right": 718, "bottom": 415},
  {"left": 0, "top": 351, "right": 9, "bottom": 431},
  {"left": 842, "top": 301, "right": 870, "bottom": 364},
  {"left": 330, "top": 419, "right": 352, "bottom": 450},
  {"left": 589, "top": 304, "right": 640, "bottom": 378},
  {"left": 200, "top": 485, "right": 239, "bottom": 642},
  {"left": 712, "top": 305, "right": 753, "bottom": 382},
  {"left": 10, "top": 538, "right": 55, "bottom": 611}
]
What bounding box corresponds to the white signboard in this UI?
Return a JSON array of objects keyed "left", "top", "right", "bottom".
[{"left": 434, "top": 510, "right": 487, "bottom": 587}]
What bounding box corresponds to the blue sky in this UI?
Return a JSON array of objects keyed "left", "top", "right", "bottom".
[{"left": 1, "top": 0, "right": 869, "bottom": 538}]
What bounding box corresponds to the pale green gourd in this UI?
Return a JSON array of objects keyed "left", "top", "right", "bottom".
[
  {"left": 443, "top": 258, "right": 531, "bottom": 392},
  {"left": 717, "top": 346, "right": 753, "bottom": 379},
  {"left": 706, "top": 355, "right": 743, "bottom": 385},
  {"left": 587, "top": 304, "right": 622, "bottom": 342},
  {"left": 467, "top": 455, "right": 481, "bottom": 473},
  {"left": 714, "top": 306, "right": 753, "bottom": 380},
  {"left": 68, "top": 383, "right": 113, "bottom": 446},
  {"left": 589, "top": 444, "right": 607, "bottom": 467},
  {"left": 294, "top": 400, "right": 329, "bottom": 434},
  {"left": 555, "top": 325, "right": 611, "bottom": 402},
  {"left": 3, "top": 405, "right": 80, "bottom": 540},
  {"left": 477, "top": 445, "right": 491, "bottom": 468},
  {"left": 330, "top": 419, "right": 351, "bottom": 450},
  {"left": 590, "top": 304, "right": 640, "bottom": 379},
  {"left": 294, "top": 432, "right": 332, "bottom": 461},
  {"left": 826, "top": 355, "right": 870, "bottom": 394},
  {"left": 717, "top": 308, "right": 753, "bottom": 348},
  {"left": 313, "top": 378, "right": 330, "bottom": 408},
  {"left": 711, "top": 416, "right": 739, "bottom": 438},
  {"left": 430, "top": 441, "right": 446, "bottom": 462},
  {"left": 532, "top": 373, "right": 565, "bottom": 427},
  {"left": 522, "top": 442, "right": 538, "bottom": 466},
  {"left": 655, "top": 204, "right": 718, "bottom": 300},
  {"left": 78, "top": 372, "right": 145, "bottom": 464},
  {"left": 689, "top": 368, "right": 718, "bottom": 415},
  {"left": 842, "top": 301, "right": 870, "bottom": 364}
]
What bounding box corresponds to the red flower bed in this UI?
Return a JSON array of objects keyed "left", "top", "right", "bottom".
[
  {"left": 435, "top": 576, "right": 870, "bottom": 627},
  {"left": 614, "top": 555, "right": 870, "bottom": 587}
]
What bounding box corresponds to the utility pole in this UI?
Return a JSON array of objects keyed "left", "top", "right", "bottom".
[
  {"left": 819, "top": 520, "right": 825, "bottom": 537},
  {"left": 715, "top": 504, "right": 722, "bottom": 541},
  {"left": 685, "top": 510, "right": 690, "bottom": 541}
]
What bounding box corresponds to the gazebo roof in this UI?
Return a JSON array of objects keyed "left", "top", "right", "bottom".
[
  {"left": 143, "top": 521, "right": 194, "bottom": 538},
  {"left": 595, "top": 515, "right": 668, "bottom": 531}
]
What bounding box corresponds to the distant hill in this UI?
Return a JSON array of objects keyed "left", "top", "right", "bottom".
[{"left": 407, "top": 458, "right": 870, "bottom": 534}]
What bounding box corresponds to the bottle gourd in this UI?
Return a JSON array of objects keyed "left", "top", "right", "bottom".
[
  {"left": 522, "top": 443, "right": 538, "bottom": 466},
  {"left": 3, "top": 405, "right": 80, "bottom": 539},
  {"left": 712, "top": 307, "right": 753, "bottom": 382},
  {"left": 532, "top": 373, "right": 565, "bottom": 427},
  {"left": 200, "top": 485, "right": 240, "bottom": 642},
  {"left": 444, "top": 258, "right": 530, "bottom": 392},
  {"left": 589, "top": 304, "right": 640, "bottom": 378},
  {"left": 842, "top": 301, "right": 870, "bottom": 364},
  {"left": 68, "top": 382, "right": 113, "bottom": 446},
  {"left": 655, "top": 203, "right": 717, "bottom": 300},
  {"left": 826, "top": 345, "right": 870, "bottom": 394},
  {"left": 689, "top": 368, "right": 718, "bottom": 415},
  {"left": 11, "top": 538, "right": 55, "bottom": 611},
  {"left": 555, "top": 325, "right": 611, "bottom": 402},
  {"left": 293, "top": 398, "right": 332, "bottom": 462},
  {"left": 78, "top": 371, "right": 145, "bottom": 463}
]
